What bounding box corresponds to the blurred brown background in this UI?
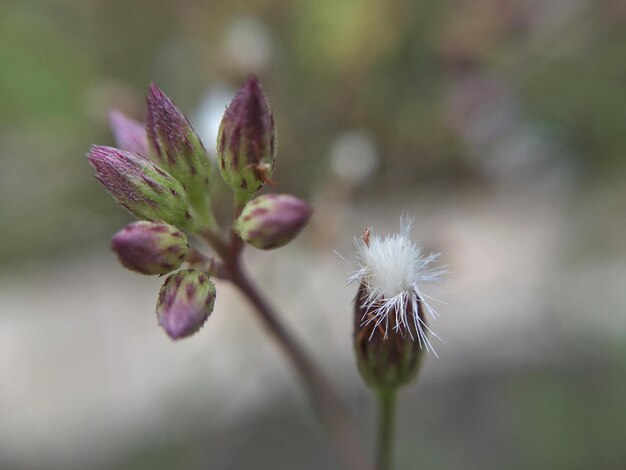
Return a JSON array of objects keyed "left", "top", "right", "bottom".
[{"left": 1, "top": 0, "right": 625, "bottom": 469}]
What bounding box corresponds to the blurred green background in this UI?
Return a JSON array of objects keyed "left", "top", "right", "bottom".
[{"left": 1, "top": 0, "right": 625, "bottom": 469}]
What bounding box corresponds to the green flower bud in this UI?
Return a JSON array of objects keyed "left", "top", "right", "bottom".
[
  {"left": 87, "top": 146, "right": 194, "bottom": 229},
  {"left": 353, "top": 284, "right": 424, "bottom": 390},
  {"left": 111, "top": 221, "right": 188, "bottom": 275},
  {"left": 234, "top": 194, "right": 312, "bottom": 250},
  {"left": 156, "top": 269, "right": 216, "bottom": 340},
  {"left": 146, "top": 84, "right": 213, "bottom": 215},
  {"left": 217, "top": 75, "right": 276, "bottom": 197}
]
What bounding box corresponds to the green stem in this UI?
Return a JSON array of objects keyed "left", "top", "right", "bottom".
[
  {"left": 234, "top": 190, "right": 250, "bottom": 218},
  {"left": 376, "top": 387, "right": 397, "bottom": 470},
  {"left": 192, "top": 195, "right": 219, "bottom": 231}
]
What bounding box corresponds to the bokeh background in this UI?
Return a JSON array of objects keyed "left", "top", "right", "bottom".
[{"left": 1, "top": 0, "right": 625, "bottom": 468}]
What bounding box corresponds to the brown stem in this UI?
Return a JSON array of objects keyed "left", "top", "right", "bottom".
[
  {"left": 199, "top": 228, "right": 368, "bottom": 468},
  {"left": 229, "top": 259, "right": 368, "bottom": 470},
  {"left": 200, "top": 229, "right": 231, "bottom": 260}
]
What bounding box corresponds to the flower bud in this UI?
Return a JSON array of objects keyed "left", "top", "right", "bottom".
[
  {"left": 353, "top": 284, "right": 424, "bottom": 390},
  {"left": 111, "top": 221, "right": 188, "bottom": 275},
  {"left": 234, "top": 194, "right": 312, "bottom": 250},
  {"left": 146, "top": 84, "right": 213, "bottom": 213},
  {"left": 156, "top": 269, "right": 216, "bottom": 340},
  {"left": 109, "top": 110, "right": 150, "bottom": 158},
  {"left": 217, "top": 75, "right": 276, "bottom": 196},
  {"left": 87, "top": 145, "right": 194, "bottom": 228}
]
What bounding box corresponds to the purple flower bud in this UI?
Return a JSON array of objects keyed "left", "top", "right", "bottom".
[
  {"left": 156, "top": 269, "right": 216, "bottom": 340},
  {"left": 87, "top": 145, "right": 193, "bottom": 229},
  {"left": 109, "top": 110, "right": 150, "bottom": 158},
  {"left": 217, "top": 75, "right": 276, "bottom": 196},
  {"left": 146, "top": 84, "right": 212, "bottom": 213},
  {"left": 111, "top": 221, "right": 188, "bottom": 275},
  {"left": 234, "top": 194, "right": 312, "bottom": 250}
]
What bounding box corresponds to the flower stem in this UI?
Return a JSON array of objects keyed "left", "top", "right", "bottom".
[
  {"left": 199, "top": 224, "right": 368, "bottom": 468},
  {"left": 229, "top": 260, "right": 368, "bottom": 469},
  {"left": 376, "top": 387, "right": 397, "bottom": 470}
]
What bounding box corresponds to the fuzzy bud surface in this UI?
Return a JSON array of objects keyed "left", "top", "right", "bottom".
[
  {"left": 217, "top": 76, "right": 276, "bottom": 196},
  {"left": 111, "top": 221, "right": 188, "bottom": 275},
  {"left": 156, "top": 269, "right": 216, "bottom": 339},
  {"left": 146, "top": 84, "right": 213, "bottom": 213},
  {"left": 87, "top": 146, "right": 194, "bottom": 228},
  {"left": 234, "top": 194, "right": 312, "bottom": 249}
]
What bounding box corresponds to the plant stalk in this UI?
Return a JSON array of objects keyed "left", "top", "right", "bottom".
[
  {"left": 376, "top": 387, "right": 397, "bottom": 470},
  {"left": 229, "top": 259, "right": 368, "bottom": 470}
]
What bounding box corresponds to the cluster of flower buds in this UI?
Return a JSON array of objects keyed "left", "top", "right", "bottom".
[
  {"left": 218, "top": 76, "right": 312, "bottom": 250},
  {"left": 87, "top": 75, "right": 313, "bottom": 339},
  {"left": 88, "top": 84, "right": 218, "bottom": 339}
]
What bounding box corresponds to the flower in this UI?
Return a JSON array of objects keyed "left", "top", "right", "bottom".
[{"left": 349, "top": 216, "right": 444, "bottom": 355}]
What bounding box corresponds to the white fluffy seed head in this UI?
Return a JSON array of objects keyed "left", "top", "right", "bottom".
[{"left": 348, "top": 216, "right": 444, "bottom": 353}]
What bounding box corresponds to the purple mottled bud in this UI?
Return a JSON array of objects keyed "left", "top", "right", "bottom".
[
  {"left": 146, "top": 84, "right": 212, "bottom": 213},
  {"left": 156, "top": 269, "right": 216, "bottom": 340},
  {"left": 109, "top": 110, "right": 150, "bottom": 158},
  {"left": 87, "top": 146, "right": 193, "bottom": 229},
  {"left": 111, "top": 221, "right": 188, "bottom": 275},
  {"left": 234, "top": 194, "right": 312, "bottom": 250},
  {"left": 217, "top": 75, "right": 276, "bottom": 196}
]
